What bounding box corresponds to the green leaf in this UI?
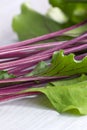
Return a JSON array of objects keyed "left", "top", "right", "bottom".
[
  {"left": 26, "top": 61, "right": 47, "bottom": 77},
  {"left": 0, "top": 70, "right": 15, "bottom": 79},
  {"left": 22, "top": 75, "right": 87, "bottom": 115},
  {"left": 46, "top": 7, "right": 68, "bottom": 24},
  {"left": 27, "top": 51, "right": 87, "bottom": 77},
  {"left": 49, "top": 0, "right": 87, "bottom": 23},
  {"left": 12, "top": 3, "right": 62, "bottom": 41},
  {"left": 50, "top": 74, "right": 87, "bottom": 86}
]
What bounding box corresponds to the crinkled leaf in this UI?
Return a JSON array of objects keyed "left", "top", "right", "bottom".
[
  {"left": 27, "top": 51, "right": 87, "bottom": 77},
  {"left": 12, "top": 3, "right": 62, "bottom": 41},
  {"left": 23, "top": 75, "right": 87, "bottom": 115},
  {"left": 27, "top": 61, "right": 47, "bottom": 77}
]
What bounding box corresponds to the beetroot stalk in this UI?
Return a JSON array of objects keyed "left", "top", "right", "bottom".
[{"left": 0, "top": 20, "right": 86, "bottom": 51}]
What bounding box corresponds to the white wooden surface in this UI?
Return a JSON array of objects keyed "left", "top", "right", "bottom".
[{"left": 0, "top": 0, "right": 87, "bottom": 130}]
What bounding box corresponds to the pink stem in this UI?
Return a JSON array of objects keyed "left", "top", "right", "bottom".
[
  {"left": 0, "top": 20, "right": 86, "bottom": 51},
  {"left": 0, "top": 92, "right": 40, "bottom": 102}
]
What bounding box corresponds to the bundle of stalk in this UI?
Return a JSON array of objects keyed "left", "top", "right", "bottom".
[{"left": 0, "top": 20, "right": 87, "bottom": 102}]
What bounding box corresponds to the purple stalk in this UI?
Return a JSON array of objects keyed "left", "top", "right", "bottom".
[
  {"left": 64, "top": 43, "right": 87, "bottom": 54},
  {"left": 0, "top": 92, "right": 40, "bottom": 102},
  {"left": 75, "top": 53, "right": 87, "bottom": 60},
  {"left": 11, "top": 42, "right": 87, "bottom": 76},
  {"left": 0, "top": 52, "right": 52, "bottom": 70},
  {"left": 0, "top": 21, "right": 86, "bottom": 102},
  {"left": 0, "top": 20, "right": 86, "bottom": 51},
  {"left": 0, "top": 74, "right": 76, "bottom": 96},
  {"left": 0, "top": 41, "right": 64, "bottom": 54},
  {"left": 0, "top": 32, "right": 86, "bottom": 70},
  {"left": 15, "top": 44, "right": 87, "bottom": 76},
  {"left": 41, "top": 33, "right": 87, "bottom": 55},
  {"left": 0, "top": 81, "right": 41, "bottom": 96},
  {"left": 0, "top": 76, "right": 68, "bottom": 84},
  {"left": 0, "top": 39, "right": 86, "bottom": 59},
  {"left": 0, "top": 39, "right": 85, "bottom": 59},
  {"left": 0, "top": 74, "right": 79, "bottom": 97},
  {"left": 0, "top": 49, "right": 43, "bottom": 59}
]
